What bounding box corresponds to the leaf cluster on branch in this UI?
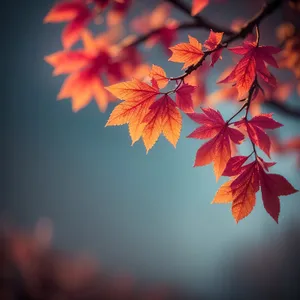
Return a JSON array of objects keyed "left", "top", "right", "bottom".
[{"left": 44, "top": 0, "right": 299, "bottom": 223}]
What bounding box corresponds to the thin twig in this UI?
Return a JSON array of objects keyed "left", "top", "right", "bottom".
[
  {"left": 169, "top": 0, "right": 284, "bottom": 80},
  {"left": 264, "top": 100, "right": 300, "bottom": 118},
  {"left": 165, "top": 0, "right": 234, "bottom": 35},
  {"left": 124, "top": 21, "right": 207, "bottom": 48}
]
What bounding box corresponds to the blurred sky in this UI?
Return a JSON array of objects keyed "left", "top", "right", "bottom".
[{"left": 2, "top": 0, "right": 300, "bottom": 296}]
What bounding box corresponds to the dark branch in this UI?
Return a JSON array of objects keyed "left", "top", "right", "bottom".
[
  {"left": 225, "top": 0, "right": 283, "bottom": 42},
  {"left": 165, "top": 0, "right": 234, "bottom": 35},
  {"left": 170, "top": 0, "right": 284, "bottom": 79},
  {"left": 265, "top": 100, "right": 300, "bottom": 119},
  {"left": 124, "top": 21, "right": 206, "bottom": 48}
]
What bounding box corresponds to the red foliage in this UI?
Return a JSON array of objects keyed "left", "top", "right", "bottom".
[{"left": 44, "top": 0, "right": 299, "bottom": 223}]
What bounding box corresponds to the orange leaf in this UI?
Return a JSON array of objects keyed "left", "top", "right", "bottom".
[
  {"left": 44, "top": 50, "right": 91, "bottom": 75},
  {"left": 142, "top": 95, "right": 182, "bottom": 152},
  {"left": 204, "top": 30, "right": 223, "bottom": 50},
  {"left": 231, "top": 182, "right": 256, "bottom": 223},
  {"left": 149, "top": 65, "right": 169, "bottom": 89},
  {"left": 212, "top": 180, "right": 234, "bottom": 203},
  {"left": 191, "top": 0, "right": 209, "bottom": 16},
  {"left": 106, "top": 79, "right": 159, "bottom": 144},
  {"left": 106, "top": 96, "right": 156, "bottom": 145},
  {"left": 44, "top": 0, "right": 92, "bottom": 49},
  {"left": 105, "top": 79, "right": 159, "bottom": 101},
  {"left": 44, "top": 1, "right": 87, "bottom": 23},
  {"left": 169, "top": 35, "right": 204, "bottom": 69},
  {"left": 58, "top": 69, "right": 108, "bottom": 112}
]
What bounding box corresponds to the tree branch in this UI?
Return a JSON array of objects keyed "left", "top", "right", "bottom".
[
  {"left": 124, "top": 21, "right": 206, "bottom": 48},
  {"left": 165, "top": 0, "right": 234, "bottom": 35},
  {"left": 265, "top": 99, "right": 300, "bottom": 119},
  {"left": 169, "top": 0, "right": 284, "bottom": 79}
]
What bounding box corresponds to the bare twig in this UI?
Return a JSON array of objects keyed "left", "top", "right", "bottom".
[
  {"left": 265, "top": 100, "right": 300, "bottom": 119},
  {"left": 165, "top": 0, "right": 234, "bottom": 35},
  {"left": 125, "top": 21, "right": 207, "bottom": 48},
  {"left": 169, "top": 0, "right": 284, "bottom": 80}
]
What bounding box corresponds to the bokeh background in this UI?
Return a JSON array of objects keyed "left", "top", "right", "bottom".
[{"left": 2, "top": 0, "right": 300, "bottom": 299}]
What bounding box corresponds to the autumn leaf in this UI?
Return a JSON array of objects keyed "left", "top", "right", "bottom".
[
  {"left": 149, "top": 65, "right": 169, "bottom": 89},
  {"left": 175, "top": 83, "right": 195, "bottom": 113},
  {"left": 44, "top": 50, "right": 92, "bottom": 75},
  {"left": 235, "top": 114, "right": 283, "bottom": 157},
  {"left": 214, "top": 156, "right": 297, "bottom": 222},
  {"left": 169, "top": 35, "right": 204, "bottom": 69},
  {"left": 58, "top": 69, "right": 109, "bottom": 112},
  {"left": 105, "top": 79, "right": 159, "bottom": 102},
  {"left": 105, "top": 79, "right": 159, "bottom": 144},
  {"left": 218, "top": 34, "right": 281, "bottom": 98},
  {"left": 191, "top": 0, "right": 209, "bottom": 16},
  {"left": 188, "top": 108, "right": 244, "bottom": 180},
  {"left": 259, "top": 165, "right": 298, "bottom": 222},
  {"left": 222, "top": 155, "right": 249, "bottom": 176},
  {"left": 204, "top": 30, "right": 224, "bottom": 66},
  {"left": 211, "top": 179, "right": 234, "bottom": 203},
  {"left": 142, "top": 95, "right": 182, "bottom": 152},
  {"left": 44, "top": 0, "right": 93, "bottom": 49},
  {"left": 107, "top": 0, "right": 132, "bottom": 26}
]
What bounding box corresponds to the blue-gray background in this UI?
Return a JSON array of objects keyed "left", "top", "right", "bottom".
[{"left": 2, "top": 0, "right": 300, "bottom": 297}]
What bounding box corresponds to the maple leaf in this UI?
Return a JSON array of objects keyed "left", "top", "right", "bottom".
[
  {"left": 58, "top": 68, "right": 108, "bottom": 112},
  {"left": 105, "top": 79, "right": 158, "bottom": 102},
  {"left": 44, "top": 0, "right": 93, "bottom": 49},
  {"left": 105, "top": 79, "right": 159, "bottom": 145},
  {"left": 175, "top": 83, "right": 196, "bottom": 113},
  {"left": 188, "top": 108, "right": 244, "bottom": 180},
  {"left": 169, "top": 35, "right": 204, "bottom": 69},
  {"left": 44, "top": 50, "right": 92, "bottom": 75},
  {"left": 106, "top": 79, "right": 182, "bottom": 152},
  {"left": 204, "top": 30, "right": 224, "bottom": 66},
  {"left": 213, "top": 156, "right": 298, "bottom": 223},
  {"left": 214, "top": 160, "right": 259, "bottom": 222},
  {"left": 149, "top": 65, "right": 169, "bottom": 89},
  {"left": 222, "top": 155, "right": 249, "bottom": 176},
  {"left": 191, "top": 0, "right": 209, "bottom": 16},
  {"left": 218, "top": 34, "right": 281, "bottom": 98},
  {"left": 259, "top": 165, "right": 298, "bottom": 222},
  {"left": 142, "top": 95, "right": 182, "bottom": 152},
  {"left": 235, "top": 114, "right": 283, "bottom": 157},
  {"left": 107, "top": 0, "right": 132, "bottom": 26}
]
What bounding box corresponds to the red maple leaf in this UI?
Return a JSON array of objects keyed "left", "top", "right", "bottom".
[
  {"left": 187, "top": 108, "right": 244, "bottom": 180},
  {"left": 175, "top": 83, "right": 196, "bottom": 113},
  {"left": 213, "top": 156, "right": 297, "bottom": 223},
  {"left": 204, "top": 30, "right": 224, "bottom": 66},
  {"left": 44, "top": 0, "right": 93, "bottom": 49},
  {"left": 235, "top": 113, "right": 283, "bottom": 158},
  {"left": 218, "top": 34, "right": 281, "bottom": 98},
  {"left": 191, "top": 0, "right": 209, "bottom": 16}
]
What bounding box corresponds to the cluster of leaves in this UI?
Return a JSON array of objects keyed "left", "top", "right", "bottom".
[{"left": 44, "top": 0, "right": 298, "bottom": 223}]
